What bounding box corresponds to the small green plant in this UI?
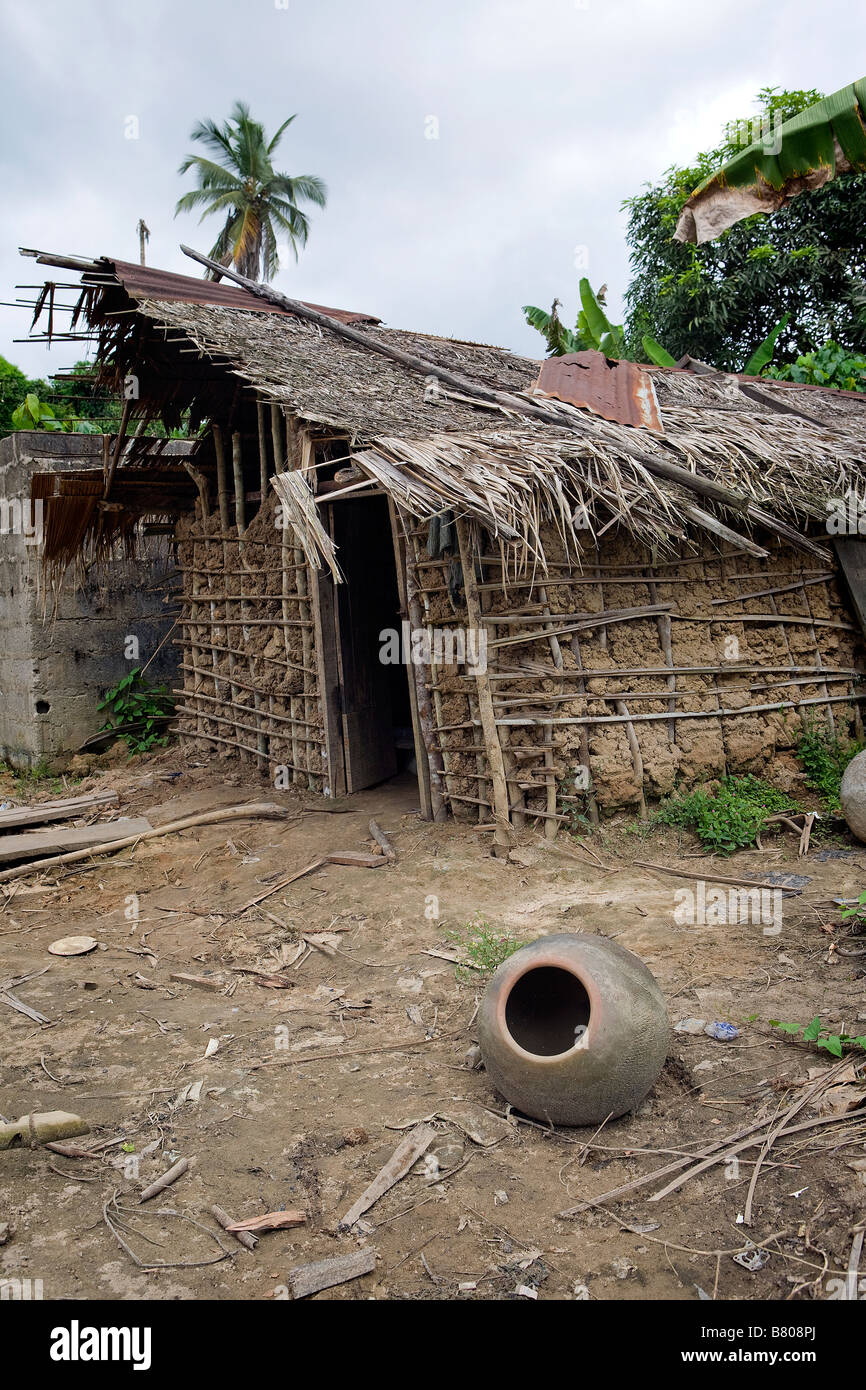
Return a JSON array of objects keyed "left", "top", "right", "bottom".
[
  {"left": 654, "top": 774, "right": 798, "bottom": 854},
  {"left": 769, "top": 1015, "right": 866, "bottom": 1058},
  {"left": 0, "top": 759, "right": 74, "bottom": 795},
  {"left": 796, "top": 720, "right": 863, "bottom": 813},
  {"left": 840, "top": 890, "right": 866, "bottom": 932},
  {"left": 445, "top": 919, "right": 524, "bottom": 982},
  {"left": 98, "top": 669, "right": 176, "bottom": 754}
]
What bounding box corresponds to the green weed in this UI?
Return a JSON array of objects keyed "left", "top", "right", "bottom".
[
  {"left": 444, "top": 919, "right": 524, "bottom": 982},
  {"left": 654, "top": 774, "right": 799, "bottom": 855},
  {"left": 98, "top": 669, "right": 175, "bottom": 755},
  {"left": 769, "top": 1015, "right": 866, "bottom": 1059},
  {"left": 795, "top": 720, "right": 863, "bottom": 813}
]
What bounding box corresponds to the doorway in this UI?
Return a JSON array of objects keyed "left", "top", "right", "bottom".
[{"left": 318, "top": 495, "right": 417, "bottom": 796}]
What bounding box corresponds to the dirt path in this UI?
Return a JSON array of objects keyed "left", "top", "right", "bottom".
[{"left": 1, "top": 755, "right": 864, "bottom": 1301}]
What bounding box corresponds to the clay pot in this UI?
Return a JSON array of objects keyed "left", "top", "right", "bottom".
[
  {"left": 841, "top": 749, "right": 866, "bottom": 842},
  {"left": 477, "top": 933, "right": 669, "bottom": 1126}
]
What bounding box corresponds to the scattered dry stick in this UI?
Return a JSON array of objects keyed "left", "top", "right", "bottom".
[
  {"left": 368, "top": 818, "right": 396, "bottom": 863},
  {"left": 340, "top": 1124, "right": 436, "bottom": 1229},
  {"left": 139, "top": 1156, "right": 189, "bottom": 1203},
  {"left": 741, "top": 1057, "right": 854, "bottom": 1226},
  {"left": 211, "top": 1204, "right": 257, "bottom": 1251}
]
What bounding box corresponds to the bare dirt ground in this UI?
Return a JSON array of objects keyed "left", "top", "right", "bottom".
[{"left": 1, "top": 749, "right": 864, "bottom": 1302}]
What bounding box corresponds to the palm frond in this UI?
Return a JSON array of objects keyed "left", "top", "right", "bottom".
[{"left": 266, "top": 114, "right": 297, "bottom": 155}]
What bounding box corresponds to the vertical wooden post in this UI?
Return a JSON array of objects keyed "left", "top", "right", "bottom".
[
  {"left": 570, "top": 630, "right": 599, "bottom": 824},
  {"left": 538, "top": 585, "right": 562, "bottom": 840},
  {"left": 455, "top": 517, "right": 513, "bottom": 854},
  {"left": 270, "top": 403, "right": 285, "bottom": 473},
  {"left": 212, "top": 425, "right": 230, "bottom": 533},
  {"left": 390, "top": 501, "right": 442, "bottom": 821},
  {"left": 256, "top": 401, "right": 269, "bottom": 507},
  {"left": 617, "top": 700, "right": 647, "bottom": 820},
  {"left": 231, "top": 431, "right": 246, "bottom": 533}
]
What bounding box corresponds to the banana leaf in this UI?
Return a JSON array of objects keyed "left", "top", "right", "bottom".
[
  {"left": 642, "top": 335, "right": 678, "bottom": 367},
  {"left": 742, "top": 313, "right": 790, "bottom": 376},
  {"left": 676, "top": 78, "right": 866, "bottom": 244},
  {"left": 578, "top": 278, "right": 611, "bottom": 346}
]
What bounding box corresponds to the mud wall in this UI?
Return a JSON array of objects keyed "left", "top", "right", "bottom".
[{"left": 405, "top": 521, "right": 865, "bottom": 822}]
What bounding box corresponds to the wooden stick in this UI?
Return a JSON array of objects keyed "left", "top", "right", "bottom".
[
  {"left": 256, "top": 400, "right": 269, "bottom": 504},
  {"left": 139, "top": 1156, "right": 189, "bottom": 1202},
  {"left": 287, "top": 1248, "right": 376, "bottom": 1299},
  {"left": 211, "top": 1203, "right": 257, "bottom": 1251},
  {"left": 270, "top": 402, "right": 285, "bottom": 472},
  {"left": 182, "top": 460, "right": 210, "bottom": 519},
  {"left": 631, "top": 860, "right": 803, "bottom": 891},
  {"left": 617, "top": 701, "right": 647, "bottom": 820},
  {"left": 238, "top": 857, "right": 328, "bottom": 912},
  {"left": 493, "top": 692, "right": 863, "bottom": 727},
  {"left": 175, "top": 642, "right": 314, "bottom": 676},
  {"left": 340, "top": 1124, "right": 436, "bottom": 1229},
  {"left": 559, "top": 1109, "right": 864, "bottom": 1216},
  {"left": 369, "top": 818, "right": 396, "bottom": 863},
  {"left": 390, "top": 500, "right": 440, "bottom": 820}
]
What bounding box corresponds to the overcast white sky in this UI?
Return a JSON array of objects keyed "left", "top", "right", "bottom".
[{"left": 1, "top": 0, "right": 863, "bottom": 381}]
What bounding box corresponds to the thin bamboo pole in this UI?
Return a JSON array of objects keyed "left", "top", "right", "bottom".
[
  {"left": 212, "top": 424, "right": 230, "bottom": 532},
  {"left": 395, "top": 504, "right": 445, "bottom": 820},
  {"left": 256, "top": 401, "right": 269, "bottom": 508},
  {"left": 456, "top": 517, "right": 513, "bottom": 852}
]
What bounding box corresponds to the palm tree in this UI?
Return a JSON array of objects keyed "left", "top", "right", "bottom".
[{"left": 175, "top": 101, "right": 327, "bottom": 282}]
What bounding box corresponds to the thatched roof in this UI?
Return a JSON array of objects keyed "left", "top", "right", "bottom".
[{"left": 24, "top": 249, "right": 866, "bottom": 573}]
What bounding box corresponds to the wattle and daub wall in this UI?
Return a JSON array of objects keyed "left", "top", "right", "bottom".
[
  {"left": 173, "top": 494, "right": 327, "bottom": 789},
  {"left": 173, "top": 493, "right": 864, "bottom": 822}
]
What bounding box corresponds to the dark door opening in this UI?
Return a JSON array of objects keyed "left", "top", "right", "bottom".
[{"left": 325, "top": 495, "right": 416, "bottom": 795}]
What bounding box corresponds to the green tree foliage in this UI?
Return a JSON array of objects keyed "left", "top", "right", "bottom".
[
  {"left": 0, "top": 357, "right": 45, "bottom": 436},
  {"left": 11, "top": 392, "right": 100, "bottom": 434},
  {"left": 623, "top": 87, "right": 866, "bottom": 369},
  {"left": 175, "top": 101, "right": 328, "bottom": 282},
  {"left": 764, "top": 340, "right": 866, "bottom": 392}
]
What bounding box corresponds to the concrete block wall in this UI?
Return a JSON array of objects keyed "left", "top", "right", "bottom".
[{"left": 0, "top": 433, "right": 191, "bottom": 769}]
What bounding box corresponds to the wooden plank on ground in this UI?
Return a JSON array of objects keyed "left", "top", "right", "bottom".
[
  {"left": 0, "top": 792, "right": 119, "bottom": 832},
  {"left": 0, "top": 818, "right": 152, "bottom": 864},
  {"left": 287, "top": 1248, "right": 377, "bottom": 1299},
  {"left": 339, "top": 1123, "right": 436, "bottom": 1229}
]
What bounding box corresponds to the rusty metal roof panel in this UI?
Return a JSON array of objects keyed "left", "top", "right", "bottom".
[
  {"left": 532, "top": 350, "right": 664, "bottom": 433},
  {"left": 101, "top": 259, "right": 380, "bottom": 325}
]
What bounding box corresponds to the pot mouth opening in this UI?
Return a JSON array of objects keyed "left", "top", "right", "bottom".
[{"left": 504, "top": 965, "right": 591, "bottom": 1058}]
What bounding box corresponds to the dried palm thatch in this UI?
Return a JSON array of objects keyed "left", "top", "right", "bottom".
[
  {"left": 23, "top": 248, "right": 866, "bottom": 577},
  {"left": 270, "top": 469, "right": 342, "bottom": 581}
]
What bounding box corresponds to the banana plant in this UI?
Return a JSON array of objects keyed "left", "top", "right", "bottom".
[
  {"left": 523, "top": 280, "right": 631, "bottom": 359},
  {"left": 742, "top": 313, "right": 791, "bottom": 376},
  {"left": 641, "top": 336, "right": 677, "bottom": 367},
  {"left": 526, "top": 287, "right": 788, "bottom": 377},
  {"left": 676, "top": 76, "right": 866, "bottom": 244}
]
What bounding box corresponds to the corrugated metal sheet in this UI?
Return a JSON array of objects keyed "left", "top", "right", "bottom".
[
  {"left": 533, "top": 350, "right": 664, "bottom": 433},
  {"left": 101, "top": 259, "right": 380, "bottom": 326}
]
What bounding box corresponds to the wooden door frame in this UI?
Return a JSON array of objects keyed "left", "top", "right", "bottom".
[{"left": 311, "top": 496, "right": 428, "bottom": 805}]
